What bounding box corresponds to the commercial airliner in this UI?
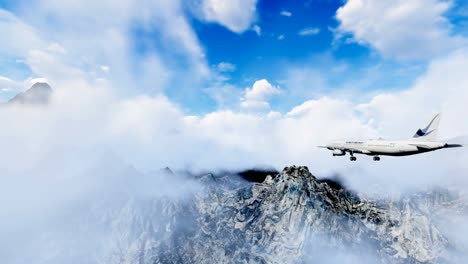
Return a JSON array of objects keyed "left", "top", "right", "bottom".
[{"left": 319, "top": 113, "right": 463, "bottom": 161}]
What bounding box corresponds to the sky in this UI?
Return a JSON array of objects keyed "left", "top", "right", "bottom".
[
  {"left": 0, "top": 0, "right": 467, "bottom": 189},
  {"left": 0, "top": 0, "right": 465, "bottom": 111}
]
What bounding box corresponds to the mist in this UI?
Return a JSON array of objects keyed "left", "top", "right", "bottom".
[{"left": 0, "top": 69, "right": 467, "bottom": 262}]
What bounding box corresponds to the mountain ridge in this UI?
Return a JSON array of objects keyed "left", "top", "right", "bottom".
[
  {"left": 101, "top": 166, "right": 459, "bottom": 263},
  {"left": 17, "top": 165, "right": 466, "bottom": 263}
]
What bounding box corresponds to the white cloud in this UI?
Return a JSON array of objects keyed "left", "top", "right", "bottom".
[
  {"left": 357, "top": 48, "right": 468, "bottom": 140},
  {"left": 336, "top": 0, "right": 464, "bottom": 60},
  {"left": 0, "top": 9, "right": 43, "bottom": 57},
  {"left": 198, "top": 0, "right": 258, "bottom": 33},
  {"left": 1, "top": 0, "right": 209, "bottom": 94},
  {"left": 0, "top": 49, "right": 467, "bottom": 243},
  {"left": 0, "top": 76, "right": 47, "bottom": 95},
  {"left": 252, "top": 24, "right": 261, "bottom": 36},
  {"left": 199, "top": 48, "right": 468, "bottom": 192},
  {"left": 2, "top": 1, "right": 465, "bottom": 187},
  {"left": 216, "top": 62, "right": 236, "bottom": 72},
  {"left": 278, "top": 34, "right": 285, "bottom": 40},
  {"left": 241, "top": 79, "right": 280, "bottom": 110},
  {"left": 280, "top": 10, "right": 292, "bottom": 17},
  {"left": 29, "top": 77, "right": 49, "bottom": 84},
  {"left": 245, "top": 79, "right": 280, "bottom": 101},
  {"left": 100, "top": 65, "right": 110, "bottom": 73},
  {"left": 298, "top": 27, "right": 320, "bottom": 36},
  {"left": 0, "top": 76, "right": 15, "bottom": 84},
  {"left": 46, "top": 43, "right": 66, "bottom": 54},
  {"left": 204, "top": 83, "right": 242, "bottom": 109},
  {"left": 26, "top": 48, "right": 86, "bottom": 84},
  {"left": 0, "top": 76, "right": 19, "bottom": 93},
  {"left": 3, "top": 2, "right": 464, "bottom": 173}
]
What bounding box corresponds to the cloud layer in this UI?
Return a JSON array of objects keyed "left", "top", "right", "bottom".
[
  {"left": 336, "top": 0, "right": 464, "bottom": 60},
  {"left": 0, "top": 0, "right": 466, "bottom": 196},
  {"left": 196, "top": 0, "right": 258, "bottom": 33},
  {"left": 1, "top": 46, "right": 467, "bottom": 194}
]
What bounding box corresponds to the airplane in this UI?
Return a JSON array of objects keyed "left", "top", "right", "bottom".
[{"left": 319, "top": 113, "right": 463, "bottom": 161}]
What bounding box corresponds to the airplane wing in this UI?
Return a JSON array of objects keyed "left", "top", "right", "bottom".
[
  {"left": 318, "top": 146, "right": 371, "bottom": 154},
  {"left": 409, "top": 143, "right": 463, "bottom": 149},
  {"left": 408, "top": 143, "right": 432, "bottom": 149},
  {"left": 444, "top": 144, "right": 463, "bottom": 148},
  {"left": 347, "top": 148, "right": 372, "bottom": 154}
]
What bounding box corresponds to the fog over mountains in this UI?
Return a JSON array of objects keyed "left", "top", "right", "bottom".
[
  {"left": 1, "top": 83, "right": 467, "bottom": 264},
  {"left": 5, "top": 164, "right": 468, "bottom": 264}
]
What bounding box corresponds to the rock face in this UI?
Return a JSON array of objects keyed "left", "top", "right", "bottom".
[
  {"left": 188, "top": 166, "right": 448, "bottom": 264},
  {"left": 8, "top": 82, "right": 52, "bottom": 104},
  {"left": 27, "top": 166, "right": 465, "bottom": 264}
]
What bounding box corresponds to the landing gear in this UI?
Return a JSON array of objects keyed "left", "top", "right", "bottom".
[
  {"left": 350, "top": 156, "right": 357, "bottom": 161},
  {"left": 373, "top": 156, "right": 381, "bottom": 161}
]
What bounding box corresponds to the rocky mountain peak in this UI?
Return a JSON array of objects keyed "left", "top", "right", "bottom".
[
  {"left": 186, "top": 166, "right": 450, "bottom": 263},
  {"left": 8, "top": 82, "right": 52, "bottom": 104},
  {"left": 21, "top": 165, "right": 466, "bottom": 264}
]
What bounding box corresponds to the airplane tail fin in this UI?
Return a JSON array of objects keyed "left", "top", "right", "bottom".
[{"left": 412, "top": 113, "right": 441, "bottom": 141}]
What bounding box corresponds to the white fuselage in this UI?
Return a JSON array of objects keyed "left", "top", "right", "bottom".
[
  {"left": 322, "top": 114, "right": 462, "bottom": 160},
  {"left": 327, "top": 140, "right": 447, "bottom": 156}
]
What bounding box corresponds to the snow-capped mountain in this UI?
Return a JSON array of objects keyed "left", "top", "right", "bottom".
[
  {"left": 8, "top": 82, "right": 52, "bottom": 104},
  {"left": 12, "top": 166, "right": 467, "bottom": 264}
]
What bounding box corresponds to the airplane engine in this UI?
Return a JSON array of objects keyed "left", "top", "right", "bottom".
[{"left": 332, "top": 149, "right": 345, "bottom": 156}]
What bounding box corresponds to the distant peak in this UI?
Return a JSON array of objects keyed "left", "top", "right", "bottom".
[
  {"left": 8, "top": 82, "right": 53, "bottom": 105},
  {"left": 30, "top": 82, "right": 52, "bottom": 90}
]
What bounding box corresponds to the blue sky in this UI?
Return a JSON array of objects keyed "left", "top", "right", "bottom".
[{"left": 0, "top": 0, "right": 467, "bottom": 115}]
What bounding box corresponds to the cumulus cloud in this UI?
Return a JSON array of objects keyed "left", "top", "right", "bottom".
[
  {"left": 1, "top": 0, "right": 209, "bottom": 95},
  {"left": 2, "top": 44, "right": 467, "bottom": 185},
  {"left": 197, "top": 0, "right": 258, "bottom": 33},
  {"left": 241, "top": 79, "right": 281, "bottom": 110},
  {"left": 1, "top": 1, "right": 467, "bottom": 196},
  {"left": 336, "top": 0, "right": 464, "bottom": 60},
  {"left": 6, "top": 60, "right": 467, "bottom": 192},
  {"left": 357, "top": 48, "right": 468, "bottom": 139}
]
